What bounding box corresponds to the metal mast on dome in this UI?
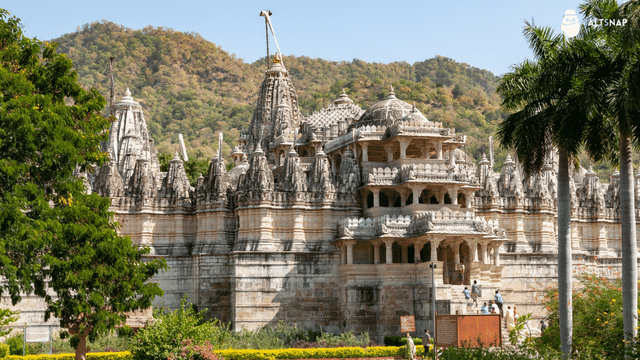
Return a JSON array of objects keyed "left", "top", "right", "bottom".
[{"left": 260, "top": 10, "right": 286, "bottom": 71}]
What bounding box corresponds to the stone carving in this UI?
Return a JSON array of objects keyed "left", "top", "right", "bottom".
[
  {"left": 126, "top": 157, "right": 157, "bottom": 199},
  {"left": 307, "top": 147, "right": 334, "bottom": 196},
  {"left": 276, "top": 147, "right": 307, "bottom": 194},
  {"left": 159, "top": 153, "right": 192, "bottom": 202},
  {"left": 93, "top": 158, "right": 124, "bottom": 198}
]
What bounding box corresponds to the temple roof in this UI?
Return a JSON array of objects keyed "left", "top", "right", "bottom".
[
  {"left": 350, "top": 86, "right": 414, "bottom": 129},
  {"left": 303, "top": 90, "right": 364, "bottom": 131}
]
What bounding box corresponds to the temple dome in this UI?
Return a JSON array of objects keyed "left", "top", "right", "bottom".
[
  {"left": 400, "top": 103, "right": 429, "bottom": 125},
  {"left": 352, "top": 86, "right": 413, "bottom": 128}
]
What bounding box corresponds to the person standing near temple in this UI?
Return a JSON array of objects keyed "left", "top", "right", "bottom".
[
  {"left": 481, "top": 302, "right": 489, "bottom": 314},
  {"left": 459, "top": 261, "right": 465, "bottom": 284},
  {"left": 471, "top": 280, "right": 480, "bottom": 307},
  {"left": 494, "top": 289, "right": 504, "bottom": 316},
  {"left": 422, "top": 329, "right": 431, "bottom": 350}
]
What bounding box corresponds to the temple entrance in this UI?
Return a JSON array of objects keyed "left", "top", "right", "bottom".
[{"left": 439, "top": 240, "right": 471, "bottom": 285}]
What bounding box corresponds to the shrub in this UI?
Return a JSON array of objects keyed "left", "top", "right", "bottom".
[
  {"left": 0, "top": 344, "right": 9, "bottom": 358},
  {"left": 4, "top": 352, "right": 131, "bottom": 360},
  {"left": 383, "top": 336, "right": 421, "bottom": 346},
  {"left": 538, "top": 271, "right": 640, "bottom": 358},
  {"left": 224, "top": 322, "right": 319, "bottom": 350},
  {"left": 6, "top": 334, "right": 26, "bottom": 356},
  {"left": 214, "top": 345, "right": 430, "bottom": 360},
  {"left": 130, "top": 297, "right": 227, "bottom": 360}
]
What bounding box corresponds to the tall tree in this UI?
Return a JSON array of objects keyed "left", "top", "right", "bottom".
[
  {"left": 497, "top": 22, "right": 617, "bottom": 359},
  {"left": 0, "top": 9, "right": 167, "bottom": 360},
  {"left": 581, "top": 1, "right": 640, "bottom": 353}
]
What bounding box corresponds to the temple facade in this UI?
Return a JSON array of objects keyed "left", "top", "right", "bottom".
[{"left": 7, "top": 53, "right": 637, "bottom": 340}]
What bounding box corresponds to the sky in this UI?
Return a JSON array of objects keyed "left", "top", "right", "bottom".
[{"left": 4, "top": 0, "right": 588, "bottom": 76}]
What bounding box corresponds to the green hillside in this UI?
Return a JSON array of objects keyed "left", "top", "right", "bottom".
[{"left": 53, "top": 21, "right": 508, "bottom": 165}]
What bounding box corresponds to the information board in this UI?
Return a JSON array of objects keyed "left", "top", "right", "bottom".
[
  {"left": 26, "top": 327, "right": 50, "bottom": 343},
  {"left": 435, "top": 315, "right": 458, "bottom": 348},
  {"left": 400, "top": 315, "right": 415, "bottom": 333}
]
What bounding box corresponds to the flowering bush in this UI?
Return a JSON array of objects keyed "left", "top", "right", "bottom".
[{"left": 538, "top": 270, "right": 640, "bottom": 358}]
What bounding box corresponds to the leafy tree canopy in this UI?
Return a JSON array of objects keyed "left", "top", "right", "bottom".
[{"left": 0, "top": 9, "right": 167, "bottom": 360}]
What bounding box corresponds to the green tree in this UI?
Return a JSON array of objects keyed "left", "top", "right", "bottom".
[
  {"left": 581, "top": 1, "right": 640, "bottom": 352},
  {"left": 497, "top": 22, "right": 617, "bottom": 359},
  {"left": 0, "top": 9, "right": 167, "bottom": 360},
  {"left": 0, "top": 308, "right": 19, "bottom": 337}
]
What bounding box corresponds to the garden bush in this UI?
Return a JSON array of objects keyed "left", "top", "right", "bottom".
[
  {"left": 215, "top": 345, "right": 430, "bottom": 360},
  {"left": 383, "top": 336, "right": 421, "bottom": 347},
  {"left": 538, "top": 270, "right": 640, "bottom": 358},
  {"left": 4, "top": 352, "right": 131, "bottom": 360},
  {"left": 130, "top": 297, "right": 227, "bottom": 360},
  {"left": 0, "top": 344, "right": 9, "bottom": 358}
]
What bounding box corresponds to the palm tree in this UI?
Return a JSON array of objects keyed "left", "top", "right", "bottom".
[
  {"left": 497, "top": 22, "right": 617, "bottom": 359},
  {"left": 581, "top": 0, "right": 640, "bottom": 351}
]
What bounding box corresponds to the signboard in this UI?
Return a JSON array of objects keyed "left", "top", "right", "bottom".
[
  {"left": 26, "top": 327, "right": 50, "bottom": 343},
  {"left": 435, "top": 315, "right": 458, "bottom": 348},
  {"left": 400, "top": 315, "right": 415, "bottom": 333},
  {"left": 435, "top": 314, "right": 501, "bottom": 348}
]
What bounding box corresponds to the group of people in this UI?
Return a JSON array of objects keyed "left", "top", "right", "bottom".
[{"left": 461, "top": 281, "right": 504, "bottom": 315}]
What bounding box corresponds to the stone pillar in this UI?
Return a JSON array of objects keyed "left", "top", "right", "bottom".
[
  {"left": 372, "top": 188, "right": 380, "bottom": 208},
  {"left": 401, "top": 244, "right": 409, "bottom": 263},
  {"left": 341, "top": 245, "right": 347, "bottom": 265},
  {"left": 344, "top": 240, "right": 356, "bottom": 265},
  {"left": 469, "top": 240, "right": 478, "bottom": 262},
  {"left": 372, "top": 240, "right": 381, "bottom": 265},
  {"left": 383, "top": 239, "right": 394, "bottom": 264},
  {"left": 439, "top": 190, "right": 446, "bottom": 205},
  {"left": 430, "top": 238, "right": 443, "bottom": 262},
  {"left": 448, "top": 146, "right": 454, "bottom": 164},
  {"left": 465, "top": 192, "right": 473, "bottom": 208},
  {"left": 414, "top": 241, "right": 426, "bottom": 263},
  {"left": 399, "top": 139, "right": 410, "bottom": 159},
  {"left": 448, "top": 186, "right": 459, "bottom": 205},
  {"left": 361, "top": 142, "right": 369, "bottom": 162},
  {"left": 385, "top": 145, "right": 394, "bottom": 162},
  {"left": 400, "top": 191, "right": 407, "bottom": 207},
  {"left": 453, "top": 243, "right": 461, "bottom": 266},
  {"left": 479, "top": 242, "right": 488, "bottom": 264},
  {"left": 436, "top": 142, "right": 443, "bottom": 160},
  {"left": 492, "top": 243, "right": 501, "bottom": 266},
  {"left": 413, "top": 188, "right": 421, "bottom": 205}
]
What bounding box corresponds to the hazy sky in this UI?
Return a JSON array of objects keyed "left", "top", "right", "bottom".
[{"left": 4, "top": 0, "right": 586, "bottom": 76}]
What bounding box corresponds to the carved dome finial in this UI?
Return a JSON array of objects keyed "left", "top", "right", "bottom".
[
  {"left": 503, "top": 154, "right": 514, "bottom": 166},
  {"left": 334, "top": 88, "right": 353, "bottom": 105},
  {"left": 387, "top": 85, "right": 396, "bottom": 99}
]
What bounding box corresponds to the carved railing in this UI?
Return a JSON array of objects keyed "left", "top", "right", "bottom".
[
  {"left": 444, "top": 134, "right": 466, "bottom": 143},
  {"left": 324, "top": 131, "right": 356, "bottom": 154},
  {"left": 337, "top": 210, "right": 505, "bottom": 240},
  {"left": 387, "top": 121, "right": 450, "bottom": 137}
]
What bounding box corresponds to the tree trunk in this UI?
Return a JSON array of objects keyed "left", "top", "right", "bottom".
[
  {"left": 75, "top": 333, "right": 87, "bottom": 360},
  {"left": 557, "top": 147, "right": 572, "bottom": 359},
  {"left": 619, "top": 134, "right": 637, "bottom": 357}
]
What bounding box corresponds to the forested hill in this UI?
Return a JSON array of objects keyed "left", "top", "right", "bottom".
[{"left": 52, "top": 20, "right": 506, "bottom": 164}]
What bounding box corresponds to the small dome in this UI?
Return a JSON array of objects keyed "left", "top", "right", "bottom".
[
  {"left": 400, "top": 102, "right": 429, "bottom": 125},
  {"left": 352, "top": 86, "right": 413, "bottom": 128}
]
